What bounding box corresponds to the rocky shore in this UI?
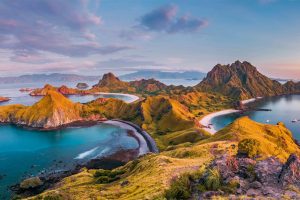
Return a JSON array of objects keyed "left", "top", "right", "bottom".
[{"left": 9, "top": 120, "right": 158, "bottom": 199}]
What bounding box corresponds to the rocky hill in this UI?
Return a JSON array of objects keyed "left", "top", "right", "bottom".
[
  {"left": 129, "top": 79, "right": 167, "bottom": 93},
  {"left": 84, "top": 95, "right": 204, "bottom": 149},
  {"left": 94, "top": 72, "right": 129, "bottom": 88},
  {"left": 29, "top": 84, "right": 92, "bottom": 96},
  {"left": 0, "top": 91, "right": 103, "bottom": 129},
  {"left": 92, "top": 72, "right": 170, "bottom": 94},
  {"left": 282, "top": 80, "right": 300, "bottom": 94},
  {"left": 196, "top": 61, "right": 285, "bottom": 100}
]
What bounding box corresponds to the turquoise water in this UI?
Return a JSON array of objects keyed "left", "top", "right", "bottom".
[
  {"left": 0, "top": 123, "right": 139, "bottom": 199},
  {"left": 212, "top": 95, "right": 300, "bottom": 140},
  {"left": 0, "top": 82, "right": 135, "bottom": 106}
]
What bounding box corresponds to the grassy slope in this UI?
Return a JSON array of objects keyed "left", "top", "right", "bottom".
[
  {"left": 202, "top": 116, "right": 300, "bottom": 161},
  {"left": 27, "top": 142, "right": 233, "bottom": 200},
  {"left": 84, "top": 96, "right": 207, "bottom": 150},
  {"left": 0, "top": 91, "right": 84, "bottom": 127},
  {"left": 25, "top": 116, "right": 300, "bottom": 200}
]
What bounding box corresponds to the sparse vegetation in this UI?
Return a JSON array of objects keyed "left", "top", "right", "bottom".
[{"left": 238, "top": 138, "right": 261, "bottom": 158}]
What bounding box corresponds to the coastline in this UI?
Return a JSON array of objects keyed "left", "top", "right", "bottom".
[
  {"left": 106, "top": 120, "right": 159, "bottom": 154},
  {"left": 9, "top": 119, "right": 158, "bottom": 198},
  {"left": 199, "top": 109, "right": 240, "bottom": 134},
  {"left": 94, "top": 92, "right": 140, "bottom": 103},
  {"left": 199, "top": 97, "right": 263, "bottom": 134}
]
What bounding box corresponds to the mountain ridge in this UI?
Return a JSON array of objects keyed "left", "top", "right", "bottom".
[
  {"left": 195, "top": 60, "right": 299, "bottom": 100},
  {"left": 119, "top": 70, "right": 206, "bottom": 80}
]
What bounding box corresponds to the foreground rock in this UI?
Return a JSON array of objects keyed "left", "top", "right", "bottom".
[{"left": 193, "top": 154, "right": 300, "bottom": 199}]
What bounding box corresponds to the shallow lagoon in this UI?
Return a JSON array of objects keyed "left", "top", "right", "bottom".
[{"left": 0, "top": 123, "right": 139, "bottom": 199}]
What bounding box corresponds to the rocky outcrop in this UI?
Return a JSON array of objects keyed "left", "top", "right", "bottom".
[
  {"left": 195, "top": 154, "right": 300, "bottom": 199},
  {"left": 92, "top": 72, "right": 170, "bottom": 94},
  {"left": 196, "top": 60, "right": 293, "bottom": 100},
  {"left": 0, "top": 96, "right": 10, "bottom": 102}
]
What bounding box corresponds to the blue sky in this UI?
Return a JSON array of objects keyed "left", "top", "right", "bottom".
[{"left": 0, "top": 0, "right": 300, "bottom": 78}]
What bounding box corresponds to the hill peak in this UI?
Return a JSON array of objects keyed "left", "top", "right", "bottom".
[
  {"left": 94, "top": 72, "right": 128, "bottom": 88},
  {"left": 196, "top": 61, "right": 283, "bottom": 100}
]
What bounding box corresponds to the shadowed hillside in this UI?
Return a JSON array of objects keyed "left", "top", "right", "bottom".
[{"left": 196, "top": 61, "right": 285, "bottom": 100}]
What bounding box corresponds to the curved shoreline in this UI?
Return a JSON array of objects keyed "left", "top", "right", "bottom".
[
  {"left": 93, "top": 92, "right": 140, "bottom": 103},
  {"left": 200, "top": 109, "right": 240, "bottom": 134},
  {"left": 107, "top": 119, "right": 159, "bottom": 154},
  {"left": 9, "top": 119, "right": 158, "bottom": 198},
  {"left": 199, "top": 97, "right": 263, "bottom": 134}
]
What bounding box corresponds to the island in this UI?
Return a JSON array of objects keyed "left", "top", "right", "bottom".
[
  {"left": 3, "top": 60, "right": 300, "bottom": 200},
  {"left": 76, "top": 82, "right": 89, "bottom": 89},
  {"left": 0, "top": 96, "right": 10, "bottom": 103}
]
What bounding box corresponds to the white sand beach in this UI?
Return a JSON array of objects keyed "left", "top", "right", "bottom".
[
  {"left": 103, "top": 120, "right": 150, "bottom": 156},
  {"left": 199, "top": 97, "right": 263, "bottom": 134},
  {"left": 199, "top": 109, "right": 240, "bottom": 134},
  {"left": 95, "top": 92, "right": 140, "bottom": 103}
]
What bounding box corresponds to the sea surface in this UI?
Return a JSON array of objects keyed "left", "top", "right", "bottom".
[
  {"left": 0, "top": 79, "right": 199, "bottom": 106},
  {"left": 0, "top": 81, "right": 137, "bottom": 106},
  {"left": 0, "top": 123, "right": 139, "bottom": 199},
  {"left": 212, "top": 95, "right": 300, "bottom": 140}
]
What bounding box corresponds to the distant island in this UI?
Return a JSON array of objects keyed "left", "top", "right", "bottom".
[
  {"left": 119, "top": 70, "right": 206, "bottom": 81},
  {"left": 0, "top": 73, "right": 100, "bottom": 84}
]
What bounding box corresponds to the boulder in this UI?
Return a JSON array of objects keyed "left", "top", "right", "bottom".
[{"left": 278, "top": 154, "right": 300, "bottom": 187}]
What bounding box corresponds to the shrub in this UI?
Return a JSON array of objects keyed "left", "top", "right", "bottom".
[
  {"left": 238, "top": 138, "right": 261, "bottom": 158},
  {"left": 44, "top": 195, "right": 64, "bottom": 200},
  {"left": 204, "top": 168, "right": 221, "bottom": 191},
  {"left": 94, "top": 169, "right": 125, "bottom": 184},
  {"left": 165, "top": 174, "right": 191, "bottom": 200},
  {"left": 20, "top": 177, "right": 43, "bottom": 189}
]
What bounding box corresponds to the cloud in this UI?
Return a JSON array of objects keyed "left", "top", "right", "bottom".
[
  {"left": 138, "top": 4, "right": 208, "bottom": 34},
  {"left": 0, "top": 0, "right": 130, "bottom": 59}
]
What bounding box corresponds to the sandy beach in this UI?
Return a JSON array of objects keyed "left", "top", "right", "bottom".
[
  {"left": 95, "top": 92, "right": 140, "bottom": 103},
  {"left": 103, "top": 120, "right": 150, "bottom": 155},
  {"left": 199, "top": 97, "right": 263, "bottom": 134},
  {"left": 199, "top": 109, "right": 240, "bottom": 134}
]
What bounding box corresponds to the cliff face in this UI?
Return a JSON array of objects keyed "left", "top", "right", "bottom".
[
  {"left": 0, "top": 91, "right": 102, "bottom": 129},
  {"left": 196, "top": 61, "right": 285, "bottom": 100}
]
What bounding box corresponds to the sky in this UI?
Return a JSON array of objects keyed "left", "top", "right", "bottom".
[{"left": 0, "top": 0, "right": 300, "bottom": 79}]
